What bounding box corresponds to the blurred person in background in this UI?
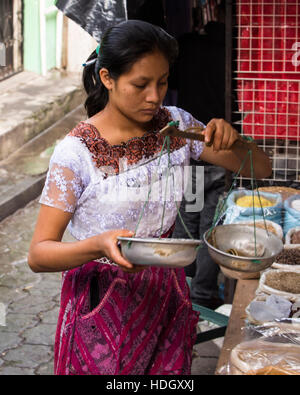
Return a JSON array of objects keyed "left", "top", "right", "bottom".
[{"left": 169, "top": 1, "right": 228, "bottom": 309}]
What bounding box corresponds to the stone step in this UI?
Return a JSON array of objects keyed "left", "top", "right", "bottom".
[
  {"left": 0, "top": 70, "right": 85, "bottom": 162},
  {"left": 0, "top": 104, "right": 86, "bottom": 222}
]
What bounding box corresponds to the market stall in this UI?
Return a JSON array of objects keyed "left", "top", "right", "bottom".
[
  {"left": 209, "top": 0, "right": 300, "bottom": 374},
  {"left": 212, "top": 186, "right": 300, "bottom": 375},
  {"left": 217, "top": 279, "right": 300, "bottom": 375}
]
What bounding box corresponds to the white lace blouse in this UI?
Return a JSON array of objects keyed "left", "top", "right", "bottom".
[{"left": 39, "top": 106, "right": 205, "bottom": 241}]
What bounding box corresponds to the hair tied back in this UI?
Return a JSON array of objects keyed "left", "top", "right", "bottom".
[{"left": 82, "top": 44, "right": 101, "bottom": 67}]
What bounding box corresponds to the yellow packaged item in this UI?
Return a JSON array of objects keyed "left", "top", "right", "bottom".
[{"left": 236, "top": 195, "right": 273, "bottom": 208}]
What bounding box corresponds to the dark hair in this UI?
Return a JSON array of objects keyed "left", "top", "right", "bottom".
[{"left": 83, "top": 20, "right": 178, "bottom": 117}]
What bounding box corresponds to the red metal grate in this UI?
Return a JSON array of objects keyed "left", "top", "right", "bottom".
[{"left": 233, "top": 0, "right": 300, "bottom": 182}]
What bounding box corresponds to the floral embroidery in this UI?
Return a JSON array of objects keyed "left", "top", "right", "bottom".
[
  {"left": 40, "top": 164, "right": 83, "bottom": 213},
  {"left": 68, "top": 107, "right": 186, "bottom": 175}
]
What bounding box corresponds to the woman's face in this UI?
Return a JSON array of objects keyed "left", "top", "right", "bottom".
[{"left": 103, "top": 50, "right": 169, "bottom": 124}]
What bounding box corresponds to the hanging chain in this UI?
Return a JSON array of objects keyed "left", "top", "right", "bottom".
[
  {"left": 208, "top": 145, "right": 270, "bottom": 259},
  {"left": 132, "top": 134, "right": 169, "bottom": 241},
  {"left": 132, "top": 130, "right": 196, "bottom": 245},
  {"left": 129, "top": 127, "right": 268, "bottom": 259},
  {"left": 159, "top": 136, "right": 171, "bottom": 238}
]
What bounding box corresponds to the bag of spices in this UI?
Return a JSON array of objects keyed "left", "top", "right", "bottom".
[
  {"left": 284, "top": 195, "right": 300, "bottom": 235},
  {"left": 285, "top": 226, "right": 300, "bottom": 247},
  {"left": 258, "top": 269, "right": 300, "bottom": 301},
  {"left": 224, "top": 190, "right": 282, "bottom": 226},
  {"left": 271, "top": 246, "right": 300, "bottom": 272}
]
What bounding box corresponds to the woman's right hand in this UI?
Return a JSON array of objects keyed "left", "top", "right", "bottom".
[{"left": 96, "top": 229, "right": 146, "bottom": 273}]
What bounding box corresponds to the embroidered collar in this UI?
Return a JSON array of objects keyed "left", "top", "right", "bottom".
[{"left": 68, "top": 107, "right": 186, "bottom": 175}]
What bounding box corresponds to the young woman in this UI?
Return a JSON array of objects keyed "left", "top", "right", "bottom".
[{"left": 28, "top": 20, "right": 271, "bottom": 375}]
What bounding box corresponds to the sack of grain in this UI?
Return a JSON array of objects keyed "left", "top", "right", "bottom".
[
  {"left": 285, "top": 226, "right": 300, "bottom": 247},
  {"left": 224, "top": 190, "right": 282, "bottom": 225},
  {"left": 258, "top": 269, "right": 300, "bottom": 301},
  {"left": 272, "top": 245, "right": 300, "bottom": 272},
  {"left": 284, "top": 195, "right": 300, "bottom": 236}
]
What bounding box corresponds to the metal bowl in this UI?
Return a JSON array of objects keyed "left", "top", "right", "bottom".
[
  {"left": 203, "top": 224, "right": 283, "bottom": 273},
  {"left": 117, "top": 237, "right": 202, "bottom": 268}
]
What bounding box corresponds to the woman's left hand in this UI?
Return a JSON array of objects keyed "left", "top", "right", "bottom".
[{"left": 202, "top": 118, "right": 241, "bottom": 152}]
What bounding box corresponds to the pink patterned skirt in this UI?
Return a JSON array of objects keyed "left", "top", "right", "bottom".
[{"left": 54, "top": 253, "right": 199, "bottom": 375}]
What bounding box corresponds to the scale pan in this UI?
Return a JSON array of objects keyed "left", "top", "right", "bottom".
[
  {"left": 204, "top": 224, "right": 283, "bottom": 273},
  {"left": 117, "top": 237, "right": 202, "bottom": 268}
]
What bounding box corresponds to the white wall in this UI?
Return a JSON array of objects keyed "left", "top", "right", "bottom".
[{"left": 66, "top": 18, "right": 98, "bottom": 73}]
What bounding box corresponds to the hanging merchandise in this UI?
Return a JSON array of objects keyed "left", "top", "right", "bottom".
[
  {"left": 196, "top": 0, "right": 220, "bottom": 27},
  {"left": 55, "top": 0, "right": 128, "bottom": 43},
  {"left": 55, "top": 0, "right": 167, "bottom": 42}
]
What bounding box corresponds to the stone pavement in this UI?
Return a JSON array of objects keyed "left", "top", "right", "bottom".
[
  {"left": 0, "top": 197, "right": 226, "bottom": 375},
  {"left": 0, "top": 198, "right": 66, "bottom": 374}
]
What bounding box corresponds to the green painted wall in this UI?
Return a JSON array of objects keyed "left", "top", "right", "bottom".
[
  {"left": 23, "top": 0, "right": 40, "bottom": 73},
  {"left": 45, "top": 0, "right": 57, "bottom": 71},
  {"left": 23, "top": 0, "right": 57, "bottom": 74}
]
